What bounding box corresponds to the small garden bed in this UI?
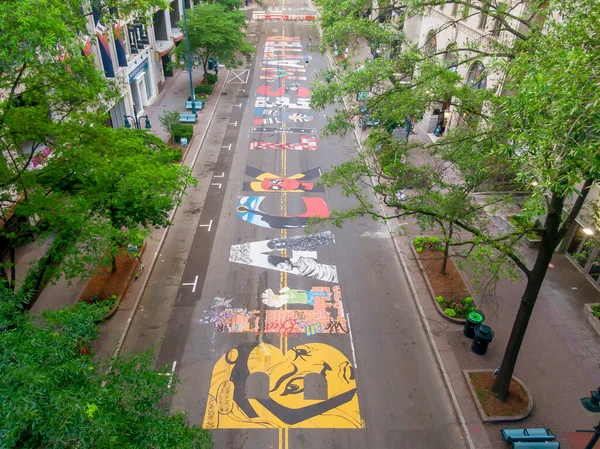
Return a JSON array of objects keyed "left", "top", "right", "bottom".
[
  {"left": 583, "top": 303, "right": 600, "bottom": 338},
  {"left": 79, "top": 251, "right": 141, "bottom": 322},
  {"left": 413, "top": 237, "right": 476, "bottom": 322},
  {"left": 465, "top": 370, "right": 533, "bottom": 422}
]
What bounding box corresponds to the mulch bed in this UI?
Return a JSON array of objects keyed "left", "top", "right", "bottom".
[
  {"left": 79, "top": 252, "right": 138, "bottom": 301},
  {"left": 419, "top": 248, "right": 470, "bottom": 301},
  {"left": 469, "top": 371, "right": 529, "bottom": 417}
]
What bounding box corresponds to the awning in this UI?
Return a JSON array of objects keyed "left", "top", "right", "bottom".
[{"left": 156, "top": 39, "right": 175, "bottom": 57}]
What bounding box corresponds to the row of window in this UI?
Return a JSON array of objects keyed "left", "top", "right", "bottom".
[{"left": 440, "top": 2, "right": 503, "bottom": 36}]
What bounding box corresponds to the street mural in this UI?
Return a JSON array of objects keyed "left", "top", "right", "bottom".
[
  {"left": 201, "top": 32, "right": 364, "bottom": 433},
  {"left": 255, "top": 96, "right": 311, "bottom": 109},
  {"left": 249, "top": 135, "right": 317, "bottom": 151},
  {"left": 256, "top": 84, "right": 310, "bottom": 98},
  {"left": 252, "top": 126, "right": 316, "bottom": 134},
  {"left": 200, "top": 286, "right": 348, "bottom": 335},
  {"left": 261, "top": 67, "right": 306, "bottom": 81},
  {"left": 266, "top": 36, "right": 301, "bottom": 42},
  {"left": 229, "top": 232, "right": 338, "bottom": 283},
  {"left": 243, "top": 166, "right": 324, "bottom": 193},
  {"left": 236, "top": 196, "right": 329, "bottom": 229},
  {"left": 253, "top": 110, "right": 313, "bottom": 122},
  {"left": 203, "top": 342, "right": 362, "bottom": 429}
]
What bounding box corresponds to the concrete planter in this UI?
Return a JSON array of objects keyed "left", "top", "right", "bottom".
[
  {"left": 498, "top": 216, "right": 542, "bottom": 249},
  {"left": 583, "top": 303, "right": 600, "bottom": 338},
  {"left": 464, "top": 369, "right": 534, "bottom": 422},
  {"left": 410, "top": 241, "right": 466, "bottom": 325}
]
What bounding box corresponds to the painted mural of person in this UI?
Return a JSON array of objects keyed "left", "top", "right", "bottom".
[
  {"left": 261, "top": 287, "right": 330, "bottom": 308},
  {"left": 267, "top": 255, "right": 338, "bottom": 283}
]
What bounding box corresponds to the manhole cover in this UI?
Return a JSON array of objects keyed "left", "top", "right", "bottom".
[{"left": 221, "top": 92, "right": 228, "bottom": 95}]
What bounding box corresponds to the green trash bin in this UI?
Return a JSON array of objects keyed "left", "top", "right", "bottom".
[
  {"left": 208, "top": 57, "right": 215, "bottom": 70},
  {"left": 463, "top": 310, "right": 485, "bottom": 339}
]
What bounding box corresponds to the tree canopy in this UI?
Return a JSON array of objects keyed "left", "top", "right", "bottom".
[
  {"left": 313, "top": 0, "right": 600, "bottom": 400},
  {"left": 0, "top": 0, "right": 194, "bottom": 297},
  {"left": 0, "top": 287, "right": 212, "bottom": 449},
  {"left": 176, "top": 2, "right": 255, "bottom": 76}
]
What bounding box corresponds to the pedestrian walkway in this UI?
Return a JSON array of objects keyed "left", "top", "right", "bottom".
[
  {"left": 320, "top": 24, "right": 600, "bottom": 449},
  {"left": 25, "top": 63, "right": 227, "bottom": 362}
]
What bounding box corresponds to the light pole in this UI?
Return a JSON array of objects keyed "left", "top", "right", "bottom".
[
  {"left": 124, "top": 103, "right": 151, "bottom": 129},
  {"left": 182, "top": 2, "right": 197, "bottom": 117},
  {"left": 581, "top": 387, "right": 600, "bottom": 449}
]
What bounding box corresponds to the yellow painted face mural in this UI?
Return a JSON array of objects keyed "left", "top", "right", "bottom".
[{"left": 204, "top": 342, "right": 363, "bottom": 429}]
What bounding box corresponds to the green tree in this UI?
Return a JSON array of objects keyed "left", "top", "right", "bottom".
[
  {"left": 313, "top": 0, "right": 600, "bottom": 400},
  {"left": 176, "top": 2, "right": 255, "bottom": 79},
  {"left": 0, "top": 286, "right": 212, "bottom": 448},
  {"left": 0, "top": 0, "right": 194, "bottom": 299}
]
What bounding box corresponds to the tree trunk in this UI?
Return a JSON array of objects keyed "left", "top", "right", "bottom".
[
  {"left": 9, "top": 246, "right": 15, "bottom": 291},
  {"left": 441, "top": 225, "right": 453, "bottom": 276},
  {"left": 111, "top": 254, "right": 117, "bottom": 273},
  {"left": 491, "top": 192, "right": 564, "bottom": 400}
]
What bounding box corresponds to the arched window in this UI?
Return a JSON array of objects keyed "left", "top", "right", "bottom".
[
  {"left": 466, "top": 61, "right": 487, "bottom": 89},
  {"left": 444, "top": 43, "right": 458, "bottom": 72},
  {"left": 424, "top": 30, "right": 437, "bottom": 57}
]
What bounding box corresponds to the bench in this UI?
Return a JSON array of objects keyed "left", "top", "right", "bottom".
[
  {"left": 185, "top": 100, "right": 204, "bottom": 110},
  {"left": 512, "top": 442, "right": 560, "bottom": 449},
  {"left": 179, "top": 113, "right": 197, "bottom": 123},
  {"left": 501, "top": 428, "right": 556, "bottom": 443}
]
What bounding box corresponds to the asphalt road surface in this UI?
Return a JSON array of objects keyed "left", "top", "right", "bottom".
[{"left": 122, "top": 2, "right": 468, "bottom": 448}]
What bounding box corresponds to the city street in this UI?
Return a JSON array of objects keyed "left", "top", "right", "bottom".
[{"left": 121, "top": 1, "right": 468, "bottom": 447}]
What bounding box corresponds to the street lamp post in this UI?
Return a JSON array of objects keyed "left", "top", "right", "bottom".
[
  {"left": 124, "top": 103, "right": 151, "bottom": 129},
  {"left": 182, "top": 2, "right": 197, "bottom": 117},
  {"left": 581, "top": 387, "right": 600, "bottom": 449}
]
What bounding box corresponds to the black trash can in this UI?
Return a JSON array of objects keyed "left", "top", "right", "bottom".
[
  {"left": 463, "top": 310, "right": 486, "bottom": 339},
  {"left": 472, "top": 324, "right": 494, "bottom": 355}
]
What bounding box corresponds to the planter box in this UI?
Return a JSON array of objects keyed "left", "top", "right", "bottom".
[
  {"left": 583, "top": 303, "right": 600, "bottom": 338},
  {"left": 498, "top": 216, "right": 542, "bottom": 249},
  {"left": 464, "top": 369, "right": 534, "bottom": 422}
]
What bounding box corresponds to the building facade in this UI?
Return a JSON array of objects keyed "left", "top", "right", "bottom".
[{"left": 84, "top": 0, "right": 191, "bottom": 129}]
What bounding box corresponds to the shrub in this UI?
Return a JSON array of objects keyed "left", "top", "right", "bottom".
[
  {"left": 413, "top": 236, "right": 443, "bottom": 252},
  {"left": 159, "top": 110, "right": 180, "bottom": 136},
  {"left": 206, "top": 73, "right": 218, "bottom": 85},
  {"left": 195, "top": 84, "right": 214, "bottom": 96},
  {"left": 592, "top": 305, "right": 600, "bottom": 318},
  {"left": 445, "top": 308, "right": 457, "bottom": 317},
  {"left": 171, "top": 124, "right": 193, "bottom": 143},
  {"left": 436, "top": 296, "right": 444, "bottom": 303}
]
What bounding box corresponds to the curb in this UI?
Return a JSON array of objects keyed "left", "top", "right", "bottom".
[{"left": 109, "top": 72, "right": 230, "bottom": 364}]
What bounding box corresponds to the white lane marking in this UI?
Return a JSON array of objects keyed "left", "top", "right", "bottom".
[
  {"left": 182, "top": 275, "right": 198, "bottom": 293},
  {"left": 214, "top": 172, "right": 225, "bottom": 178},
  {"left": 346, "top": 313, "right": 358, "bottom": 369},
  {"left": 199, "top": 220, "right": 213, "bottom": 232},
  {"left": 211, "top": 183, "right": 222, "bottom": 189},
  {"left": 222, "top": 143, "right": 232, "bottom": 151},
  {"left": 229, "top": 121, "right": 238, "bottom": 127}
]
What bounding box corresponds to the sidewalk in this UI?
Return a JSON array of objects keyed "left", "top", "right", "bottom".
[
  {"left": 92, "top": 66, "right": 228, "bottom": 359},
  {"left": 326, "top": 33, "right": 600, "bottom": 449}
]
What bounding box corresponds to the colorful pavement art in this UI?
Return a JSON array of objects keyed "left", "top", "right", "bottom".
[
  {"left": 236, "top": 196, "right": 329, "bottom": 228},
  {"left": 204, "top": 31, "right": 363, "bottom": 431},
  {"left": 242, "top": 165, "right": 324, "bottom": 193},
  {"left": 203, "top": 342, "right": 361, "bottom": 429},
  {"left": 200, "top": 286, "right": 347, "bottom": 335}
]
